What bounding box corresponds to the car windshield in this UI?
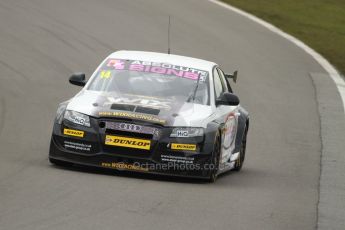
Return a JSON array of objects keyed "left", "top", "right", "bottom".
[{"left": 87, "top": 59, "right": 210, "bottom": 105}]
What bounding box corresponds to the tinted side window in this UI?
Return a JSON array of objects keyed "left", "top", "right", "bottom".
[
  {"left": 218, "top": 68, "right": 233, "bottom": 93},
  {"left": 213, "top": 69, "right": 224, "bottom": 99},
  {"left": 217, "top": 68, "right": 229, "bottom": 92}
]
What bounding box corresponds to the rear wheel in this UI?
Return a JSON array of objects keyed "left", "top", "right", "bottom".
[
  {"left": 49, "top": 157, "right": 73, "bottom": 167},
  {"left": 208, "top": 133, "right": 221, "bottom": 183},
  {"left": 233, "top": 127, "right": 248, "bottom": 171}
]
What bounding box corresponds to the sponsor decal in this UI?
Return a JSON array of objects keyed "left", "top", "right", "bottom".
[
  {"left": 176, "top": 130, "right": 189, "bottom": 137},
  {"left": 101, "top": 162, "right": 148, "bottom": 172},
  {"left": 64, "top": 141, "right": 91, "bottom": 151},
  {"left": 171, "top": 143, "right": 196, "bottom": 151},
  {"left": 223, "top": 113, "right": 237, "bottom": 149},
  {"left": 106, "top": 59, "right": 125, "bottom": 70},
  {"left": 105, "top": 135, "right": 151, "bottom": 150},
  {"left": 99, "top": 111, "right": 166, "bottom": 124},
  {"left": 105, "top": 122, "right": 158, "bottom": 135},
  {"left": 104, "top": 59, "right": 208, "bottom": 82},
  {"left": 100, "top": 70, "right": 112, "bottom": 79},
  {"left": 221, "top": 113, "right": 238, "bottom": 163},
  {"left": 103, "top": 96, "right": 171, "bottom": 110},
  {"left": 63, "top": 128, "right": 84, "bottom": 137},
  {"left": 161, "top": 155, "right": 194, "bottom": 164}
]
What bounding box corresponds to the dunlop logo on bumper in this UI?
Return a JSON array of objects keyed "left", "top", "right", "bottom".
[
  {"left": 171, "top": 143, "right": 196, "bottom": 151},
  {"left": 105, "top": 135, "right": 151, "bottom": 150},
  {"left": 63, "top": 128, "right": 84, "bottom": 137}
]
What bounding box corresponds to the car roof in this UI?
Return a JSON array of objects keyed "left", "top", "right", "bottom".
[{"left": 108, "top": 50, "right": 217, "bottom": 72}]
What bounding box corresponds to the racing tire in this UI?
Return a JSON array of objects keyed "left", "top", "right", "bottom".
[
  {"left": 49, "top": 157, "right": 74, "bottom": 167},
  {"left": 208, "top": 133, "right": 221, "bottom": 183},
  {"left": 233, "top": 127, "right": 248, "bottom": 171}
]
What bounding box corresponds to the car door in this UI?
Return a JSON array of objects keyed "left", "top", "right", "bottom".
[{"left": 213, "top": 67, "right": 239, "bottom": 171}]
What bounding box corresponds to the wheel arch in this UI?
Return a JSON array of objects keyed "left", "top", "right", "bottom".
[{"left": 234, "top": 107, "right": 249, "bottom": 153}]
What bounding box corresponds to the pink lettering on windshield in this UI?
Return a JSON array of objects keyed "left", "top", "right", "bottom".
[
  {"left": 150, "top": 67, "right": 166, "bottom": 74},
  {"left": 105, "top": 59, "right": 204, "bottom": 80},
  {"left": 128, "top": 64, "right": 199, "bottom": 79},
  {"left": 107, "top": 59, "right": 125, "bottom": 70},
  {"left": 166, "top": 68, "right": 184, "bottom": 77},
  {"left": 129, "top": 64, "right": 144, "bottom": 71},
  {"left": 183, "top": 71, "right": 199, "bottom": 80}
]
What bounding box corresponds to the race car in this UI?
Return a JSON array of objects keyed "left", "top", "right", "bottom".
[{"left": 49, "top": 50, "right": 249, "bottom": 182}]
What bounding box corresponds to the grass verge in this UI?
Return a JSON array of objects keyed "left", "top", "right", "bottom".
[{"left": 221, "top": 0, "right": 345, "bottom": 75}]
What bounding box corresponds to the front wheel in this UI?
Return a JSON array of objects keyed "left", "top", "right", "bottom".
[
  {"left": 208, "top": 133, "right": 221, "bottom": 183},
  {"left": 233, "top": 127, "right": 248, "bottom": 171}
]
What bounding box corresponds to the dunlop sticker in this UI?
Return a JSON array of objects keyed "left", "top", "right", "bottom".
[
  {"left": 171, "top": 143, "right": 196, "bottom": 151},
  {"left": 105, "top": 135, "right": 151, "bottom": 150},
  {"left": 63, "top": 128, "right": 84, "bottom": 137}
]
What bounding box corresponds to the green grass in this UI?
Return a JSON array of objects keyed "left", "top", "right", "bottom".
[{"left": 222, "top": 0, "right": 345, "bottom": 75}]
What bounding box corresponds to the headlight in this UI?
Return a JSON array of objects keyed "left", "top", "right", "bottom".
[
  {"left": 170, "top": 127, "right": 204, "bottom": 138},
  {"left": 56, "top": 103, "right": 67, "bottom": 124},
  {"left": 64, "top": 110, "right": 90, "bottom": 127}
]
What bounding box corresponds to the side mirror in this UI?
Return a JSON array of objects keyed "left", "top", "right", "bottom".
[
  {"left": 69, "top": 73, "right": 86, "bottom": 86},
  {"left": 216, "top": 92, "right": 240, "bottom": 106}
]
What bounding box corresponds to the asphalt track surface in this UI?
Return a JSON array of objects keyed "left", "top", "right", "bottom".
[{"left": 0, "top": 0, "right": 330, "bottom": 229}]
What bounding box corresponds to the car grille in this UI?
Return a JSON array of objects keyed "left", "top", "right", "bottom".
[
  {"left": 99, "top": 119, "right": 162, "bottom": 157},
  {"left": 105, "top": 129, "right": 153, "bottom": 139}
]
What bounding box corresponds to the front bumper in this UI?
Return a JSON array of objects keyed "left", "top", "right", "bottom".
[{"left": 49, "top": 119, "right": 217, "bottom": 179}]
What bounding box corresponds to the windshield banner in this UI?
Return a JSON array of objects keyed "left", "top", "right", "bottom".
[{"left": 104, "top": 59, "right": 208, "bottom": 81}]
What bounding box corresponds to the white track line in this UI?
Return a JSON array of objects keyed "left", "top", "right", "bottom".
[{"left": 209, "top": 0, "right": 345, "bottom": 115}]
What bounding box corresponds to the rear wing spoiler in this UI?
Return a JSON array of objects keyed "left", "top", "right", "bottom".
[{"left": 224, "top": 71, "right": 238, "bottom": 83}]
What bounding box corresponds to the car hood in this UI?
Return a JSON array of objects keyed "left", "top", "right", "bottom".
[{"left": 66, "top": 90, "right": 213, "bottom": 127}]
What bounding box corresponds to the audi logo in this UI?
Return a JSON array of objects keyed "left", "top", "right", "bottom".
[{"left": 119, "top": 123, "right": 142, "bottom": 131}]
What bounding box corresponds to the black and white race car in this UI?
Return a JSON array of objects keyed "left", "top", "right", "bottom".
[{"left": 49, "top": 50, "right": 249, "bottom": 182}]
